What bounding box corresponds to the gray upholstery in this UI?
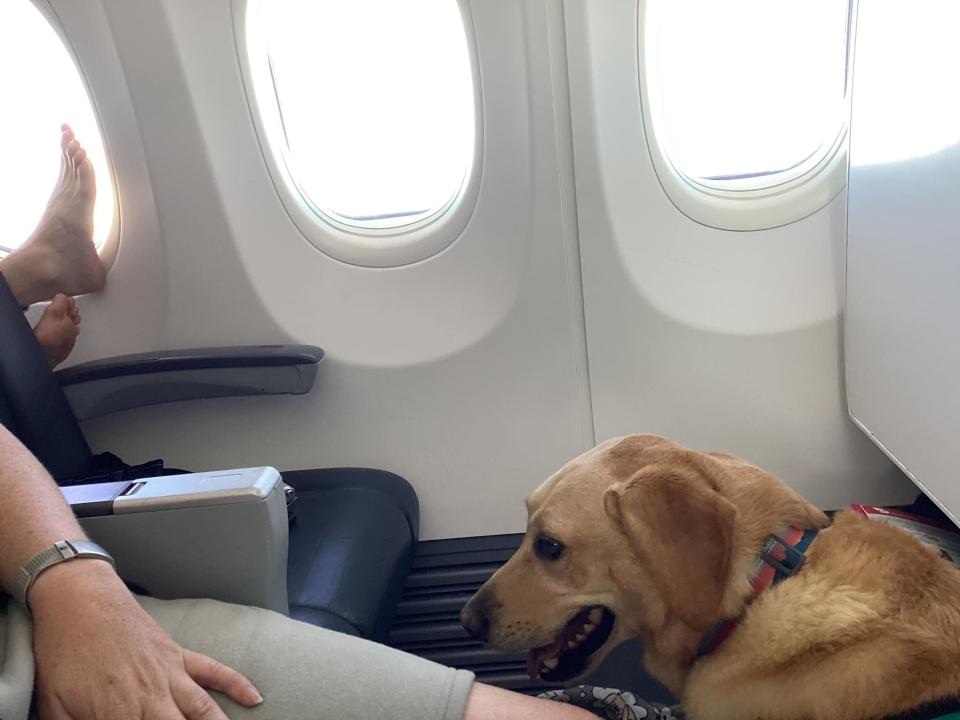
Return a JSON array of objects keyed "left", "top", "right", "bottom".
[{"left": 284, "top": 468, "right": 419, "bottom": 641}]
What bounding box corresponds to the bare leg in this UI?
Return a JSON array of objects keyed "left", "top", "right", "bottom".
[
  {"left": 32, "top": 293, "right": 81, "bottom": 368},
  {"left": 465, "top": 683, "right": 598, "bottom": 720},
  {"left": 0, "top": 125, "right": 105, "bottom": 306}
]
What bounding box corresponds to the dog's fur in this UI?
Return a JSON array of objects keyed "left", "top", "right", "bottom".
[{"left": 462, "top": 434, "right": 960, "bottom": 720}]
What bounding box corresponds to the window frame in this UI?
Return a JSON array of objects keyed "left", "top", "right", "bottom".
[
  {"left": 235, "top": 0, "right": 484, "bottom": 268},
  {"left": 1, "top": 0, "right": 120, "bottom": 268},
  {"left": 637, "top": 0, "right": 856, "bottom": 231}
]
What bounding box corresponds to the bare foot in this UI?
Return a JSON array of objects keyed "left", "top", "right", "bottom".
[
  {"left": 4, "top": 125, "right": 106, "bottom": 305},
  {"left": 33, "top": 294, "right": 81, "bottom": 369}
]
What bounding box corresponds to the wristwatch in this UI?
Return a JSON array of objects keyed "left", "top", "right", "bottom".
[{"left": 14, "top": 539, "right": 115, "bottom": 610}]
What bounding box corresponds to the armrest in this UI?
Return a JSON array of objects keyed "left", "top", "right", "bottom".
[
  {"left": 62, "top": 468, "right": 289, "bottom": 613},
  {"left": 56, "top": 345, "right": 323, "bottom": 420}
]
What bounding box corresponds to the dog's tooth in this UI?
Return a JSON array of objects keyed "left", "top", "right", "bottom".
[
  {"left": 588, "top": 608, "right": 602, "bottom": 623},
  {"left": 575, "top": 633, "right": 586, "bottom": 642},
  {"left": 567, "top": 640, "right": 577, "bottom": 649},
  {"left": 583, "top": 622, "right": 596, "bottom": 632},
  {"left": 544, "top": 658, "right": 559, "bottom": 670}
]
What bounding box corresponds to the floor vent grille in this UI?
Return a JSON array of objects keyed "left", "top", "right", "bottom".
[{"left": 387, "top": 534, "right": 564, "bottom": 694}]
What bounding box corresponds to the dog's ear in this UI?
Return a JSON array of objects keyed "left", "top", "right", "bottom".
[{"left": 603, "top": 465, "right": 737, "bottom": 631}]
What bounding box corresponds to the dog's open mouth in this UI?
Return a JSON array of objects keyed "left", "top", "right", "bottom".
[{"left": 526, "top": 606, "right": 615, "bottom": 681}]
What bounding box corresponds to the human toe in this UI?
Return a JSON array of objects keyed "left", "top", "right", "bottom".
[
  {"left": 60, "top": 125, "right": 75, "bottom": 151},
  {"left": 77, "top": 155, "right": 95, "bottom": 188},
  {"left": 65, "top": 139, "right": 82, "bottom": 168},
  {"left": 66, "top": 298, "right": 81, "bottom": 325},
  {"left": 47, "top": 293, "right": 70, "bottom": 316}
]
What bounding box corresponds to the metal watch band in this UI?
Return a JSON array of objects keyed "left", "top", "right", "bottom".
[{"left": 13, "top": 539, "right": 115, "bottom": 610}]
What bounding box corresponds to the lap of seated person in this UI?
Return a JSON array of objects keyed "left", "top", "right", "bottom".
[{"left": 0, "top": 427, "right": 594, "bottom": 720}]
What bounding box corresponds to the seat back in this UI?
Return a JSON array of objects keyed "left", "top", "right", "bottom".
[{"left": 0, "top": 276, "right": 95, "bottom": 481}]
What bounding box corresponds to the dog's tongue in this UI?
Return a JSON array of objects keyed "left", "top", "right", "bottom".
[
  {"left": 527, "top": 613, "right": 583, "bottom": 680},
  {"left": 525, "top": 607, "right": 594, "bottom": 679},
  {"left": 526, "top": 634, "right": 569, "bottom": 679}
]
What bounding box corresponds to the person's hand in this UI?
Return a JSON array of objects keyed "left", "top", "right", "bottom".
[{"left": 29, "top": 560, "right": 263, "bottom": 719}]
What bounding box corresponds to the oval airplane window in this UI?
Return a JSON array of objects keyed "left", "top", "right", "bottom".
[
  {"left": 641, "top": 0, "right": 852, "bottom": 230},
  {"left": 244, "top": 0, "right": 479, "bottom": 266},
  {"left": 0, "top": 1, "right": 115, "bottom": 256}
]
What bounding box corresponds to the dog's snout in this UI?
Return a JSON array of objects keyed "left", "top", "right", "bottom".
[{"left": 460, "top": 593, "right": 491, "bottom": 642}]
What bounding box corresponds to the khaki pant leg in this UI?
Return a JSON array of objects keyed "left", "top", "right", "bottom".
[{"left": 140, "top": 596, "right": 475, "bottom": 720}]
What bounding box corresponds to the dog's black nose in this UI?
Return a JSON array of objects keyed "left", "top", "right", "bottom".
[{"left": 460, "top": 596, "right": 490, "bottom": 642}]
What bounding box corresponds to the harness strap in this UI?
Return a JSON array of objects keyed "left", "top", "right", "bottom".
[{"left": 696, "top": 526, "right": 819, "bottom": 659}]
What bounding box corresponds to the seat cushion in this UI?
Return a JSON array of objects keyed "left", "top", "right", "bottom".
[{"left": 282, "top": 468, "right": 419, "bottom": 642}]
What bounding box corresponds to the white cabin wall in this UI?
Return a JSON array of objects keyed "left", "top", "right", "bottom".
[
  {"left": 44, "top": 0, "right": 916, "bottom": 539},
  {"left": 61, "top": 0, "right": 596, "bottom": 540},
  {"left": 38, "top": 1, "right": 168, "bottom": 358},
  {"left": 564, "top": 0, "right": 912, "bottom": 508}
]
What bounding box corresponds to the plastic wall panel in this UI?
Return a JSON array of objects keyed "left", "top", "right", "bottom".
[
  {"left": 846, "top": 0, "right": 960, "bottom": 524},
  {"left": 565, "top": 0, "right": 912, "bottom": 509},
  {"left": 61, "top": 0, "right": 594, "bottom": 539}
]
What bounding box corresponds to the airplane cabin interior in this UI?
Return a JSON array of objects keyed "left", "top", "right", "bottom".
[{"left": 1, "top": 0, "right": 959, "bottom": 718}]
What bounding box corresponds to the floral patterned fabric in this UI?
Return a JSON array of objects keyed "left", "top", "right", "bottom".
[{"left": 539, "top": 685, "right": 683, "bottom": 720}]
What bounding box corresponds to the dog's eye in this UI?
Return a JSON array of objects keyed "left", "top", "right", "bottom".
[{"left": 535, "top": 535, "right": 565, "bottom": 561}]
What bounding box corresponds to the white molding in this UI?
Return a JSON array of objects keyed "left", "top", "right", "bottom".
[
  {"left": 636, "top": 0, "right": 854, "bottom": 232},
  {"left": 233, "top": 0, "right": 484, "bottom": 268}
]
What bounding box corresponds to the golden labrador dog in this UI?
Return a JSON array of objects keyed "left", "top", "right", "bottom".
[{"left": 460, "top": 434, "right": 960, "bottom": 720}]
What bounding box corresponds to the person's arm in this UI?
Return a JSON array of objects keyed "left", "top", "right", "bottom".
[{"left": 0, "top": 425, "right": 262, "bottom": 719}]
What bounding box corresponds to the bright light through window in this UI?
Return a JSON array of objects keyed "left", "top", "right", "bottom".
[
  {"left": 851, "top": 0, "right": 960, "bottom": 166},
  {"left": 0, "top": 1, "right": 113, "bottom": 255},
  {"left": 645, "top": 0, "right": 850, "bottom": 184},
  {"left": 255, "top": 0, "right": 476, "bottom": 230}
]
